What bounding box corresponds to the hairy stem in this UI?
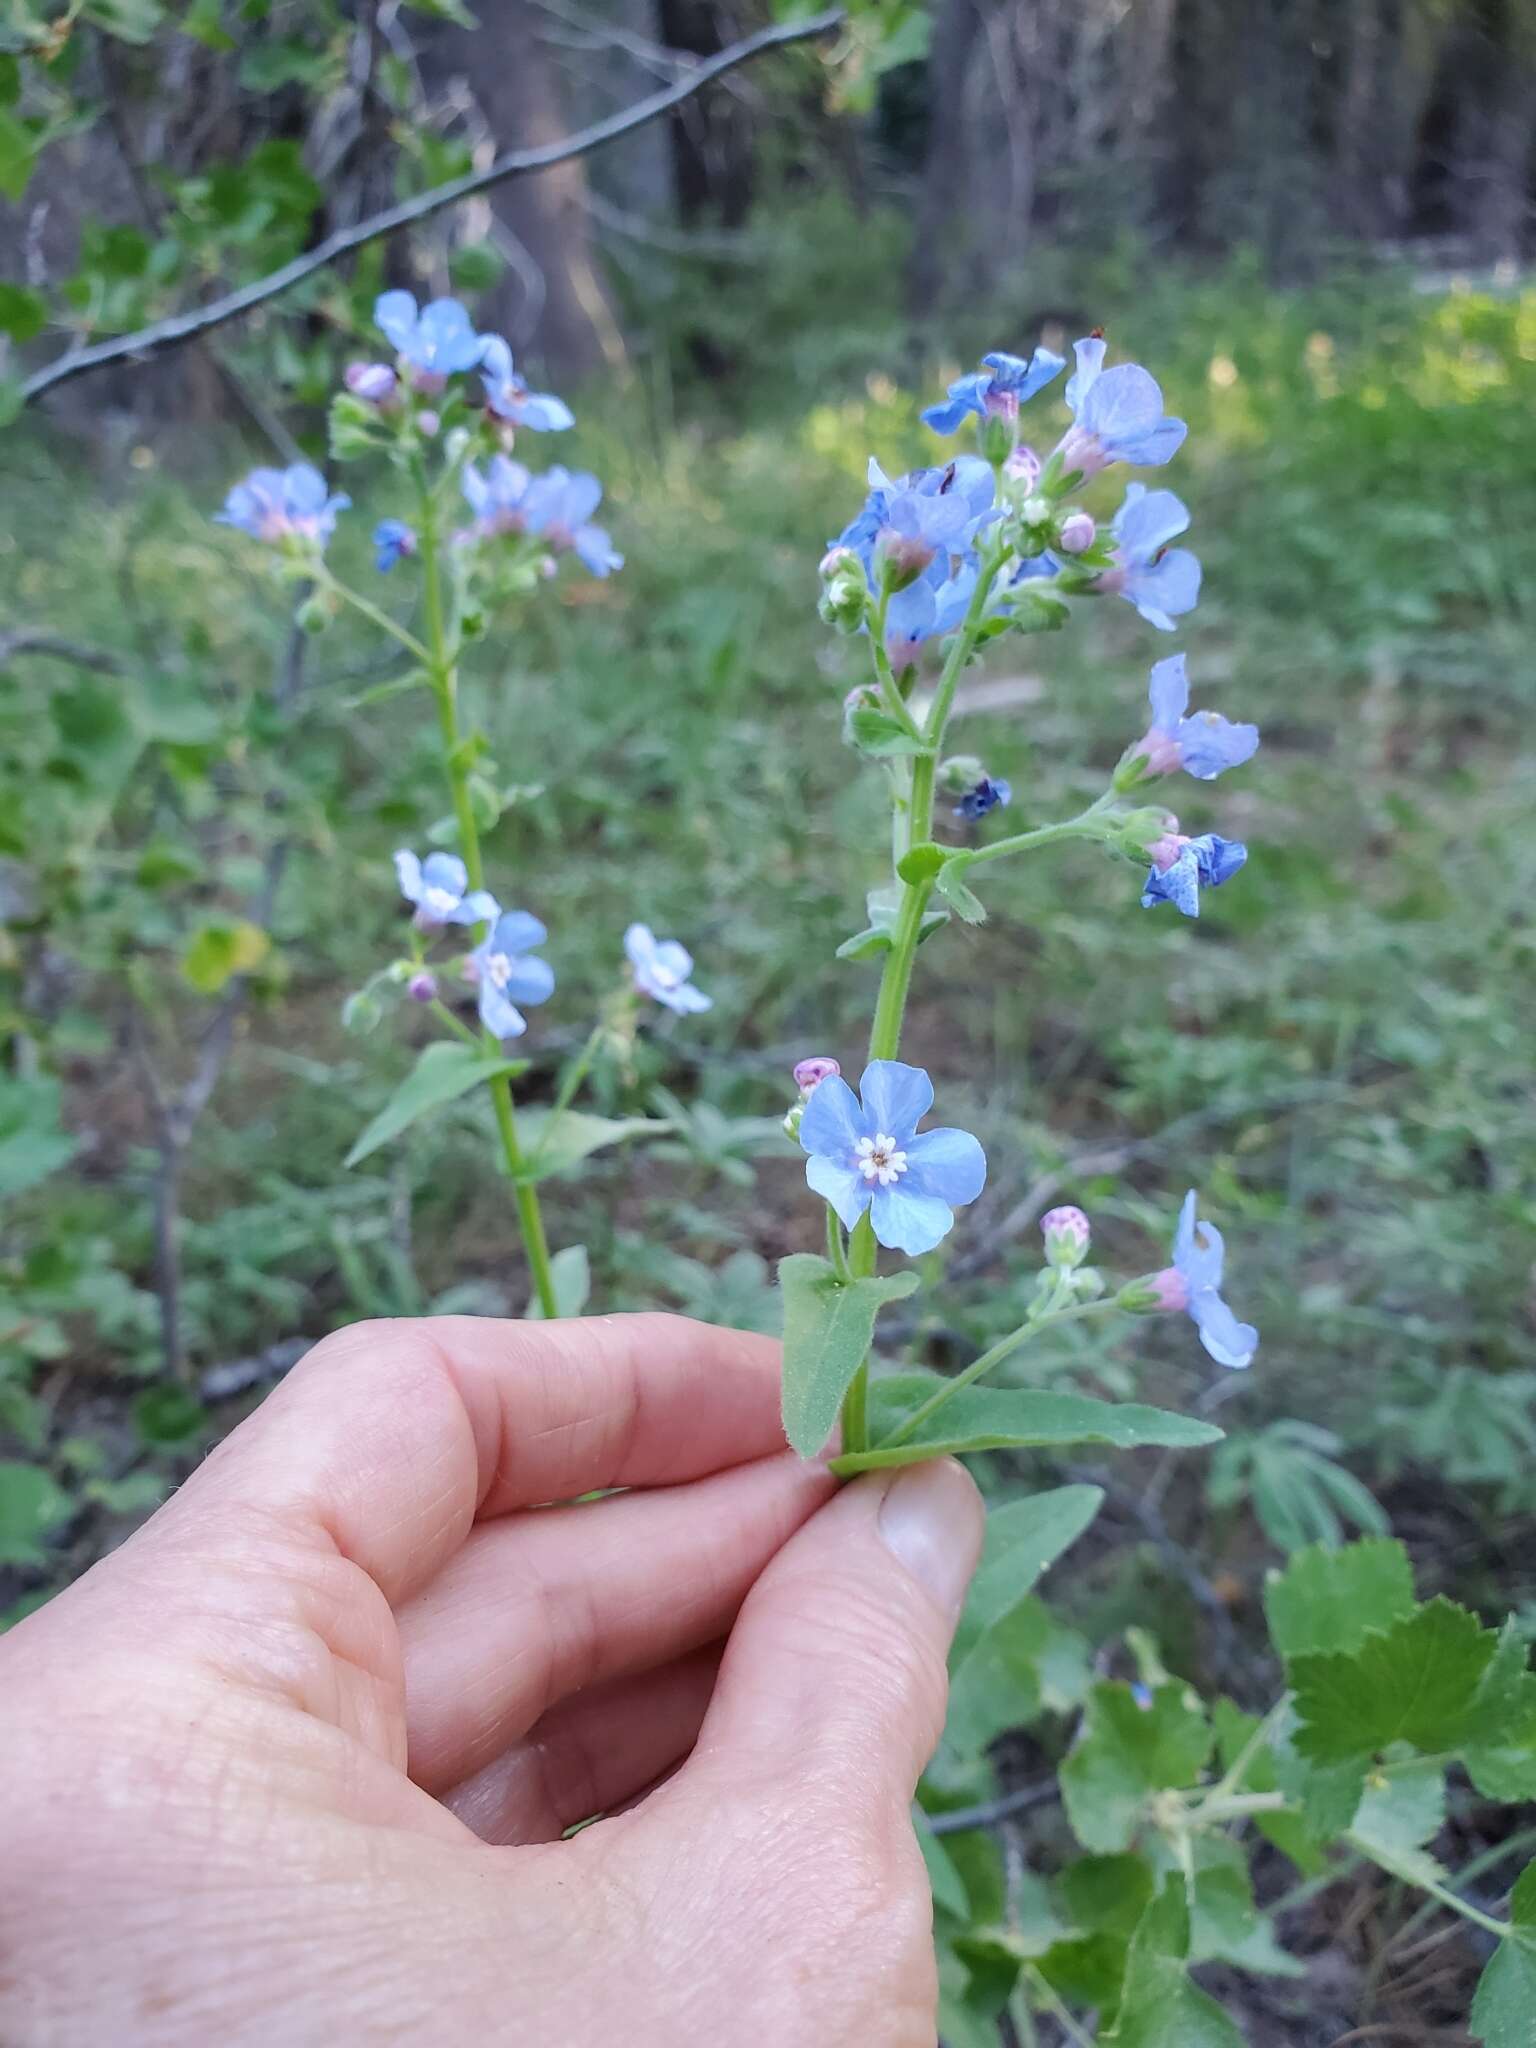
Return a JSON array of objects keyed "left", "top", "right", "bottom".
[{"left": 418, "top": 489, "right": 560, "bottom": 1319}]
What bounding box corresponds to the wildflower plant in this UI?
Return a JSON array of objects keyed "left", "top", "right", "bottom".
[
  {"left": 786, "top": 333, "right": 1258, "bottom": 1473},
  {"left": 218, "top": 293, "right": 690, "bottom": 1319}
]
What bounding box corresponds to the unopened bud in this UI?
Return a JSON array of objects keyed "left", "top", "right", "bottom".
[
  {"left": 345, "top": 361, "right": 398, "bottom": 405},
  {"left": 982, "top": 410, "right": 1016, "bottom": 466},
  {"left": 1058, "top": 511, "right": 1096, "bottom": 554},
  {"left": 782, "top": 1101, "right": 805, "bottom": 1140},
  {"left": 793, "top": 1055, "right": 841, "bottom": 1095},
  {"left": 876, "top": 530, "right": 935, "bottom": 594},
  {"left": 1041, "top": 1204, "right": 1091, "bottom": 1270},
  {"left": 1113, "top": 808, "right": 1180, "bottom": 862},
  {"left": 1119, "top": 1268, "right": 1190, "bottom": 1314},
  {"left": 1005, "top": 443, "right": 1042, "bottom": 490},
  {"left": 939, "top": 754, "right": 986, "bottom": 794},
  {"left": 416, "top": 408, "right": 441, "bottom": 438},
  {"left": 408, "top": 971, "right": 438, "bottom": 1003}
]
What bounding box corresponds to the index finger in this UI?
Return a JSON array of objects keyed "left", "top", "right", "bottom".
[{"left": 165, "top": 1313, "right": 792, "bottom": 1603}]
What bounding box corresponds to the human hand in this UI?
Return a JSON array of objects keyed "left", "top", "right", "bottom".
[{"left": 0, "top": 1314, "right": 983, "bottom": 2046}]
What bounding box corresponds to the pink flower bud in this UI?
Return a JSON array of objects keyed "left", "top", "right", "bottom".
[
  {"left": 346, "top": 361, "right": 398, "bottom": 405},
  {"left": 793, "top": 1055, "right": 841, "bottom": 1096},
  {"left": 1148, "top": 1266, "right": 1190, "bottom": 1312},
  {"left": 820, "top": 546, "right": 857, "bottom": 579},
  {"left": 416, "top": 408, "right": 441, "bottom": 438},
  {"left": 408, "top": 971, "right": 438, "bottom": 1003},
  {"left": 1131, "top": 728, "right": 1185, "bottom": 778},
  {"left": 1005, "top": 443, "right": 1042, "bottom": 489},
  {"left": 1041, "top": 1204, "right": 1091, "bottom": 1269},
  {"left": 1058, "top": 511, "right": 1096, "bottom": 555}
]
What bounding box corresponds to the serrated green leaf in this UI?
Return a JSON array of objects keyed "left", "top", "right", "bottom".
[
  {"left": 831, "top": 1374, "right": 1222, "bottom": 1474},
  {"left": 1265, "top": 1537, "right": 1416, "bottom": 1659},
  {"left": 516, "top": 1110, "right": 669, "bottom": 1182},
  {"left": 525, "top": 1243, "right": 590, "bottom": 1320},
  {"left": 1471, "top": 1862, "right": 1536, "bottom": 2048},
  {"left": 345, "top": 1042, "right": 527, "bottom": 1167},
  {"left": 777, "top": 1255, "right": 920, "bottom": 1457},
  {"left": 1291, "top": 1597, "right": 1500, "bottom": 1762},
  {"left": 1467, "top": 1665, "right": 1536, "bottom": 1801},
  {"left": 1060, "top": 1681, "right": 1212, "bottom": 1854},
  {"left": 1350, "top": 1756, "right": 1446, "bottom": 1857},
  {"left": 1102, "top": 1880, "right": 1245, "bottom": 2046}
]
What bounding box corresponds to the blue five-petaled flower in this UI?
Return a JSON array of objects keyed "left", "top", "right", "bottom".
[
  {"left": 625, "top": 924, "right": 711, "bottom": 1014},
  {"left": 394, "top": 849, "right": 499, "bottom": 929},
  {"left": 1140, "top": 832, "right": 1248, "bottom": 917},
  {"left": 1139, "top": 654, "right": 1259, "bottom": 780},
  {"left": 954, "top": 776, "right": 1011, "bottom": 820},
  {"left": 921, "top": 347, "right": 1066, "bottom": 435},
  {"left": 1105, "top": 485, "right": 1202, "bottom": 631},
  {"left": 471, "top": 910, "right": 556, "bottom": 1040},
  {"left": 373, "top": 291, "right": 488, "bottom": 382},
  {"left": 1163, "top": 1189, "right": 1258, "bottom": 1369},
  {"left": 216, "top": 463, "right": 349, "bottom": 547},
  {"left": 1056, "top": 337, "right": 1187, "bottom": 478},
  {"left": 799, "top": 1060, "right": 987, "bottom": 1257},
  {"left": 479, "top": 336, "right": 575, "bottom": 432}
]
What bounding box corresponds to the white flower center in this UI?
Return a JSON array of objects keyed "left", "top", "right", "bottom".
[
  {"left": 856, "top": 1133, "right": 908, "bottom": 1187},
  {"left": 486, "top": 951, "right": 513, "bottom": 989},
  {"left": 422, "top": 885, "right": 459, "bottom": 918}
]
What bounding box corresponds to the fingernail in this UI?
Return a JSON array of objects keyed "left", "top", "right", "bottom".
[{"left": 877, "top": 1458, "right": 984, "bottom": 1619}]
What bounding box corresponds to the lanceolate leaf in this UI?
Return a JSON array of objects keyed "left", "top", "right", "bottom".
[
  {"left": 525, "top": 1243, "right": 591, "bottom": 1320},
  {"left": 516, "top": 1110, "right": 670, "bottom": 1182},
  {"left": 345, "top": 1042, "right": 528, "bottom": 1167},
  {"left": 777, "top": 1254, "right": 919, "bottom": 1457},
  {"left": 831, "top": 1374, "right": 1221, "bottom": 1473}
]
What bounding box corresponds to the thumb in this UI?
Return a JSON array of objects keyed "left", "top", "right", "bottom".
[{"left": 688, "top": 1458, "right": 984, "bottom": 1822}]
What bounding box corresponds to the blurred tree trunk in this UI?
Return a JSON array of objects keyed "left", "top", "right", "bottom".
[
  {"left": 654, "top": 0, "right": 757, "bottom": 225},
  {"left": 425, "top": 1, "right": 623, "bottom": 380},
  {"left": 909, "top": 0, "right": 983, "bottom": 312}
]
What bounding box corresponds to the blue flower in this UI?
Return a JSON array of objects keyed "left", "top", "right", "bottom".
[
  {"left": 216, "top": 464, "right": 350, "bottom": 548},
  {"left": 470, "top": 910, "right": 555, "bottom": 1040},
  {"left": 885, "top": 554, "right": 979, "bottom": 670},
  {"left": 1056, "top": 337, "right": 1187, "bottom": 478},
  {"left": 394, "top": 849, "right": 499, "bottom": 928},
  {"left": 799, "top": 1059, "right": 986, "bottom": 1257},
  {"left": 520, "top": 466, "right": 623, "bottom": 577},
  {"left": 373, "top": 519, "right": 417, "bottom": 573},
  {"left": 373, "top": 291, "right": 488, "bottom": 385},
  {"left": 461, "top": 455, "right": 533, "bottom": 535},
  {"left": 954, "top": 775, "right": 1011, "bottom": 820},
  {"left": 839, "top": 457, "right": 998, "bottom": 585},
  {"left": 479, "top": 336, "right": 575, "bottom": 432},
  {"left": 1135, "top": 654, "right": 1258, "bottom": 780},
  {"left": 1105, "top": 485, "right": 1202, "bottom": 631},
  {"left": 1140, "top": 832, "right": 1248, "bottom": 917},
  {"left": 1158, "top": 1190, "right": 1258, "bottom": 1369},
  {"left": 921, "top": 346, "right": 1067, "bottom": 435},
  {"left": 625, "top": 923, "right": 711, "bottom": 1014}
]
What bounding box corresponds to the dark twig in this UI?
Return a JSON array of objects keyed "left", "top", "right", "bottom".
[
  {"left": 19, "top": 8, "right": 845, "bottom": 406},
  {"left": 928, "top": 1778, "right": 1060, "bottom": 1836},
  {"left": 0, "top": 627, "right": 128, "bottom": 675}
]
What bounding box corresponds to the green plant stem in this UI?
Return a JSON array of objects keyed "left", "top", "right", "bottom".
[
  {"left": 418, "top": 490, "right": 560, "bottom": 1320},
  {"left": 1205, "top": 1696, "right": 1289, "bottom": 1804},
  {"left": 550, "top": 1023, "right": 605, "bottom": 1121},
  {"left": 1347, "top": 1833, "right": 1512, "bottom": 1942},
  {"left": 826, "top": 1207, "right": 851, "bottom": 1281},
  {"left": 965, "top": 793, "right": 1118, "bottom": 870},
  {"left": 878, "top": 1296, "right": 1123, "bottom": 1451},
  {"left": 317, "top": 570, "right": 432, "bottom": 666},
  {"left": 1022, "top": 1969, "right": 1096, "bottom": 2048},
  {"left": 429, "top": 998, "right": 478, "bottom": 1047}
]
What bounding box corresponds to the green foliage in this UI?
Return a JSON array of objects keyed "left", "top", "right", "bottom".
[
  {"left": 1061, "top": 1682, "right": 1213, "bottom": 1854},
  {"left": 839, "top": 1375, "right": 1222, "bottom": 1472},
  {"left": 345, "top": 1043, "right": 529, "bottom": 1167},
  {"left": 777, "top": 1254, "right": 920, "bottom": 1456},
  {"left": 1472, "top": 1863, "right": 1536, "bottom": 2048},
  {"left": 1208, "top": 1419, "right": 1387, "bottom": 1554}
]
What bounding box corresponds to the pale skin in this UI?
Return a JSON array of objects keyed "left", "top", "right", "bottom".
[{"left": 0, "top": 1313, "right": 984, "bottom": 2046}]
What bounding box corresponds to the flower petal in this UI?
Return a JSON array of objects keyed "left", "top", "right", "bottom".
[
  {"left": 421, "top": 851, "right": 469, "bottom": 897},
  {"left": 869, "top": 1184, "right": 956, "bottom": 1256},
  {"left": 1147, "top": 653, "right": 1190, "bottom": 732},
  {"left": 857, "top": 1060, "right": 934, "bottom": 1142},
  {"left": 493, "top": 909, "right": 548, "bottom": 955},
  {"left": 806, "top": 1154, "right": 869, "bottom": 1232},
  {"left": 393, "top": 849, "right": 424, "bottom": 902},
  {"left": 1190, "top": 1289, "right": 1258, "bottom": 1370},
  {"left": 478, "top": 984, "right": 527, "bottom": 1040},
  {"left": 503, "top": 953, "right": 555, "bottom": 1007},
  {"left": 799, "top": 1073, "right": 866, "bottom": 1160},
  {"left": 520, "top": 392, "right": 575, "bottom": 432},
  {"left": 624, "top": 922, "right": 656, "bottom": 970},
  {"left": 903, "top": 1126, "right": 987, "bottom": 1209},
  {"left": 374, "top": 290, "right": 420, "bottom": 353}
]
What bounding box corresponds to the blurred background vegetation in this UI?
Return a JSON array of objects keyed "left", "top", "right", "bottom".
[{"left": 2, "top": 2, "right": 1534, "bottom": 2039}]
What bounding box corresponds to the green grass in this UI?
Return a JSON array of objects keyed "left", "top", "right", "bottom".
[{"left": 3, "top": 244, "right": 1535, "bottom": 1615}]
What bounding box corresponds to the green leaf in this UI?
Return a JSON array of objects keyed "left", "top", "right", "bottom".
[
  {"left": 849, "top": 707, "right": 926, "bottom": 757},
  {"left": 1211, "top": 1699, "right": 1327, "bottom": 1875},
  {"left": 1186, "top": 1848, "right": 1304, "bottom": 1977},
  {"left": 0, "top": 109, "right": 40, "bottom": 203},
  {"left": 1102, "top": 1880, "right": 1245, "bottom": 2047},
  {"left": 1265, "top": 1537, "right": 1416, "bottom": 1659},
  {"left": 1060, "top": 1681, "right": 1212, "bottom": 1854},
  {"left": 0, "top": 1075, "right": 76, "bottom": 1200},
  {"left": 1350, "top": 1756, "right": 1446, "bottom": 1857},
  {"left": 914, "top": 1805, "right": 970, "bottom": 1921},
  {"left": 0, "top": 282, "right": 46, "bottom": 342},
  {"left": 936, "top": 857, "right": 986, "bottom": 925},
  {"left": 1291, "top": 1597, "right": 1501, "bottom": 1762},
  {"left": 517, "top": 1110, "right": 670, "bottom": 1182},
  {"left": 832, "top": 1373, "right": 1222, "bottom": 1473},
  {"left": 777, "top": 1254, "right": 920, "bottom": 1457},
  {"left": 953, "top": 1488, "right": 1105, "bottom": 1658},
  {"left": 180, "top": 918, "right": 271, "bottom": 994},
  {"left": 0, "top": 1460, "right": 71, "bottom": 1567},
  {"left": 834, "top": 923, "right": 890, "bottom": 961},
  {"left": 525, "top": 1244, "right": 591, "bottom": 1320},
  {"left": 133, "top": 1384, "right": 207, "bottom": 1447},
  {"left": 1471, "top": 1861, "right": 1536, "bottom": 2048},
  {"left": 345, "top": 1042, "right": 527, "bottom": 1167},
  {"left": 896, "top": 840, "right": 947, "bottom": 883}
]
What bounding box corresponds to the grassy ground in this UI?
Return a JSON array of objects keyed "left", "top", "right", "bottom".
[{"left": 3, "top": 243, "right": 1535, "bottom": 2036}]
